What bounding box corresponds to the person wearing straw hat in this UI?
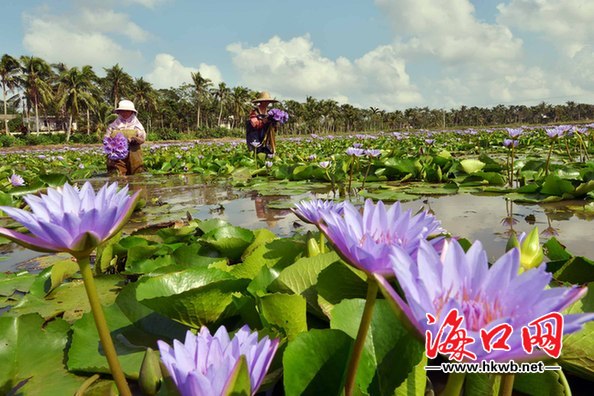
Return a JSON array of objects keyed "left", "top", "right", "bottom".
[
  {"left": 246, "top": 91, "right": 278, "bottom": 154},
  {"left": 105, "top": 99, "right": 146, "bottom": 176}
]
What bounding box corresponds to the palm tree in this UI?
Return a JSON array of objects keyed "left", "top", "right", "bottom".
[
  {"left": 132, "top": 77, "right": 158, "bottom": 131},
  {"left": 56, "top": 66, "right": 98, "bottom": 141},
  {"left": 0, "top": 54, "right": 21, "bottom": 135},
  {"left": 102, "top": 64, "right": 133, "bottom": 107},
  {"left": 190, "top": 71, "right": 212, "bottom": 129},
  {"left": 229, "top": 86, "right": 251, "bottom": 128},
  {"left": 20, "top": 56, "right": 53, "bottom": 133},
  {"left": 213, "top": 82, "right": 230, "bottom": 127}
]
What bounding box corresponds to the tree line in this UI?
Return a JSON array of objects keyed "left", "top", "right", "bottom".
[{"left": 2, "top": 53, "right": 594, "bottom": 141}]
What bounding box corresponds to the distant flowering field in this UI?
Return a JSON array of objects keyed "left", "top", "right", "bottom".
[{"left": 1, "top": 125, "right": 594, "bottom": 395}]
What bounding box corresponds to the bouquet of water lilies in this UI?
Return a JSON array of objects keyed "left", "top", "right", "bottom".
[
  {"left": 268, "top": 108, "right": 289, "bottom": 124},
  {"left": 103, "top": 132, "right": 129, "bottom": 160}
]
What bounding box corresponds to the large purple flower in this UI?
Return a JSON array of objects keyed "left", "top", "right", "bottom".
[
  {"left": 378, "top": 239, "right": 594, "bottom": 362},
  {"left": 0, "top": 182, "right": 139, "bottom": 256},
  {"left": 158, "top": 325, "right": 279, "bottom": 396},
  {"left": 103, "top": 133, "right": 129, "bottom": 160},
  {"left": 317, "top": 199, "right": 445, "bottom": 275}
]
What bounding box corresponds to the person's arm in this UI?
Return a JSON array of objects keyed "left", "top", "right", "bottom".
[
  {"left": 250, "top": 110, "right": 268, "bottom": 129},
  {"left": 130, "top": 117, "right": 146, "bottom": 144}
]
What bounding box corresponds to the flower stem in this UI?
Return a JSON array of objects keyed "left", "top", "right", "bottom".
[
  {"left": 510, "top": 144, "right": 515, "bottom": 188},
  {"left": 345, "top": 277, "right": 378, "bottom": 396},
  {"left": 362, "top": 162, "right": 372, "bottom": 190},
  {"left": 545, "top": 141, "right": 555, "bottom": 176},
  {"left": 78, "top": 256, "right": 131, "bottom": 396},
  {"left": 557, "top": 368, "right": 572, "bottom": 396},
  {"left": 348, "top": 156, "right": 354, "bottom": 194},
  {"left": 499, "top": 374, "right": 515, "bottom": 396},
  {"left": 443, "top": 372, "right": 466, "bottom": 396}
]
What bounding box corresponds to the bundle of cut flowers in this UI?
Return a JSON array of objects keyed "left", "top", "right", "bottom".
[
  {"left": 268, "top": 108, "right": 289, "bottom": 124},
  {"left": 103, "top": 132, "right": 129, "bottom": 160}
]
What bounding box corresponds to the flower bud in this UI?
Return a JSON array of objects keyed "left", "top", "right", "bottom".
[
  {"left": 138, "top": 347, "right": 163, "bottom": 395},
  {"left": 519, "top": 227, "right": 544, "bottom": 271}
]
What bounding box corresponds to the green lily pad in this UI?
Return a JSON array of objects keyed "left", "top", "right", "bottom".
[
  {"left": 0, "top": 314, "right": 85, "bottom": 395},
  {"left": 283, "top": 329, "right": 353, "bottom": 396},
  {"left": 135, "top": 266, "right": 248, "bottom": 328},
  {"left": 331, "top": 299, "right": 425, "bottom": 395}
]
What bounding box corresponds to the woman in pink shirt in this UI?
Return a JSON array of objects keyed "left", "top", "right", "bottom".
[{"left": 105, "top": 100, "right": 146, "bottom": 175}]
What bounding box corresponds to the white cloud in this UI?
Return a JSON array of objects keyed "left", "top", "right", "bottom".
[
  {"left": 22, "top": 13, "right": 143, "bottom": 69},
  {"left": 227, "top": 35, "right": 421, "bottom": 109},
  {"left": 497, "top": 0, "right": 594, "bottom": 57},
  {"left": 144, "top": 53, "right": 223, "bottom": 89},
  {"left": 78, "top": 8, "right": 150, "bottom": 43},
  {"left": 376, "top": 0, "right": 522, "bottom": 63}
]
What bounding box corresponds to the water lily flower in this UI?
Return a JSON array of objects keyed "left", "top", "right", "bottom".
[
  {"left": 8, "top": 173, "right": 25, "bottom": 187},
  {"left": 318, "top": 161, "right": 331, "bottom": 169},
  {"left": 317, "top": 199, "right": 445, "bottom": 275},
  {"left": 0, "top": 182, "right": 139, "bottom": 257},
  {"left": 545, "top": 127, "right": 564, "bottom": 140},
  {"left": 346, "top": 147, "right": 365, "bottom": 157},
  {"left": 158, "top": 325, "right": 279, "bottom": 396},
  {"left": 250, "top": 140, "right": 262, "bottom": 148},
  {"left": 365, "top": 149, "right": 381, "bottom": 157},
  {"left": 292, "top": 199, "right": 343, "bottom": 226},
  {"left": 265, "top": 161, "right": 273, "bottom": 168},
  {"left": 378, "top": 239, "right": 594, "bottom": 362},
  {"left": 268, "top": 108, "right": 289, "bottom": 124},
  {"left": 506, "top": 127, "right": 523, "bottom": 139},
  {"left": 503, "top": 139, "right": 518, "bottom": 148}
]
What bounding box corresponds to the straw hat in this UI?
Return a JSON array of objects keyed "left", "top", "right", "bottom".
[
  {"left": 115, "top": 99, "right": 137, "bottom": 113},
  {"left": 252, "top": 91, "right": 278, "bottom": 104}
]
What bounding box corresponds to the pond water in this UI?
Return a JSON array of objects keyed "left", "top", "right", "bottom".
[{"left": 1, "top": 173, "right": 594, "bottom": 272}]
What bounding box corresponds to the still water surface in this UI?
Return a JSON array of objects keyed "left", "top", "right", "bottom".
[{"left": 1, "top": 173, "right": 593, "bottom": 272}]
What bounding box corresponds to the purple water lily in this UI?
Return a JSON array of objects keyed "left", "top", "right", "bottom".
[
  {"left": 545, "top": 126, "right": 565, "bottom": 139},
  {"left": 158, "top": 325, "right": 279, "bottom": 396},
  {"left": 318, "top": 161, "right": 331, "bottom": 169},
  {"left": 378, "top": 239, "right": 594, "bottom": 362},
  {"left": 365, "top": 149, "right": 381, "bottom": 158},
  {"left": 8, "top": 173, "right": 25, "bottom": 187},
  {"left": 346, "top": 147, "right": 365, "bottom": 157},
  {"left": 103, "top": 133, "right": 129, "bottom": 160},
  {"left": 503, "top": 139, "right": 518, "bottom": 148},
  {"left": 292, "top": 199, "right": 344, "bottom": 226},
  {"left": 506, "top": 127, "right": 523, "bottom": 139},
  {"left": 317, "top": 199, "right": 445, "bottom": 275},
  {"left": 0, "top": 182, "right": 139, "bottom": 256},
  {"left": 268, "top": 108, "right": 289, "bottom": 124}
]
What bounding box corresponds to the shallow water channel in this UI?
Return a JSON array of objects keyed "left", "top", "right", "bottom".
[{"left": 2, "top": 173, "right": 594, "bottom": 272}]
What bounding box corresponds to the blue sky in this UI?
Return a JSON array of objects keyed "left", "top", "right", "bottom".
[{"left": 2, "top": 0, "right": 594, "bottom": 110}]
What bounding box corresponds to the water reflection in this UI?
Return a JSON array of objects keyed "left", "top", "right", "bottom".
[{"left": 2, "top": 174, "right": 594, "bottom": 272}]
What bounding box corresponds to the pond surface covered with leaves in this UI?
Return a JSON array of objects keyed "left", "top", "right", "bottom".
[{"left": 2, "top": 127, "right": 594, "bottom": 395}]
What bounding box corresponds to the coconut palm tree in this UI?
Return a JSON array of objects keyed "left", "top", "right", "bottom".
[
  {"left": 132, "top": 77, "right": 158, "bottom": 131},
  {"left": 228, "top": 86, "right": 251, "bottom": 128},
  {"left": 212, "top": 82, "right": 230, "bottom": 127},
  {"left": 0, "top": 54, "right": 21, "bottom": 135},
  {"left": 56, "top": 65, "right": 98, "bottom": 141},
  {"left": 20, "top": 56, "right": 53, "bottom": 133},
  {"left": 190, "top": 71, "right": 212, "bottom": 129},
  {"left": 103, "top": 64, "right": 134, "bottom": 107}
]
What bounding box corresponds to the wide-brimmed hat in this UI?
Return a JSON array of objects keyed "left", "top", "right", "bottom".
[
  {"left": 252, "top": 91, "right": 278, "bottom": 104},
  {"left": 115, "top": 99, "right": 137, "bottom": 113}
]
